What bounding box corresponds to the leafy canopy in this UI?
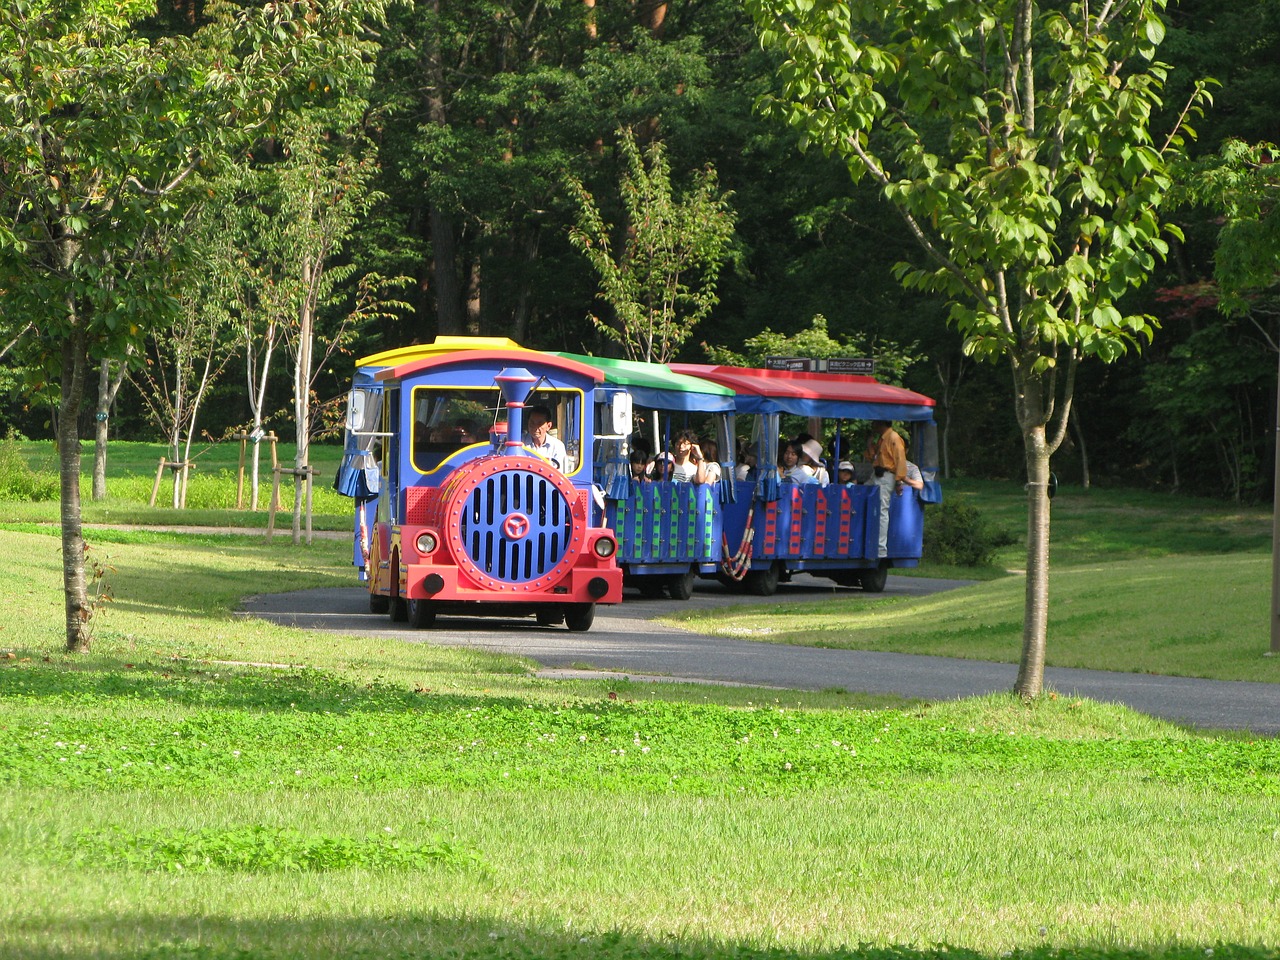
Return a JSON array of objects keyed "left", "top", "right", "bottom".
[
  {"left": 745, "top": 0, "right": 1212, "bottom": 378},
  {"left": 0, "top": 0, "right": 386, "bottom": 375},
  {"left": 567, "top": 128, "right": 736, "bottom": 364}
]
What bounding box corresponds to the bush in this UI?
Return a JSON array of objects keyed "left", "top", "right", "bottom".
[
  {"left": 0, "top": 433, "right": 59, "bottom": 502},
  {"left": 923, "top": 498, "right": 1013, "bottom": 567}
]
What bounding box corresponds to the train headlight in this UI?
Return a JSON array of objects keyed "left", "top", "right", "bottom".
[
  {"left": 416, "top": 531, "right": 439, "bottom": 556},
  {"left": 592, "top": 535, "right": 617, "bottom": 559}
]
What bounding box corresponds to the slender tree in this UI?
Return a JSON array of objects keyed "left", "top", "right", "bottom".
[
  {"left": 748, "top": 0, "right": 1212, "bottom": 695},
  {"left": 0, "top": 0, "right": 384, "bottom": 651},
  {"left": 567, "top": 128, "right": 736, "bottom": 363}
]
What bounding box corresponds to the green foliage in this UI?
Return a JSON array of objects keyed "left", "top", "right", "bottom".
[
  {"left": 567, "top": 128, "right": 736, "bottom": 362},
  {"left": 71, "top": 824, "right": 479, "bottom": 873},
  {"left": 923, "top": 499, "right": 1015, "bottom": 567},
  {"left": 0, "top": 0, "right": 388, "bottom": 367},
  {"left": 1129, "top": 307, "right": 1274, "bottom": 501},
  {"left": 1175, "top": 138, "right": 1280, "bottom": 317},
  {"left": 3, "top": 663, "right": 1277, "bottom": 797},
  {"left": 703, "top": 314, "right": 920, "bottom": 385},
  {"left": 746, "top": 0, "right": 1211, "bottom": 372},
  {"left": 0, "top": 433, "right": 58, "bottom": 502}
]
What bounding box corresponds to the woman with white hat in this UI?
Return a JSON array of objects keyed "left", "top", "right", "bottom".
[{"left": 799, "top": 438, "right": 830, "bottom": 486}]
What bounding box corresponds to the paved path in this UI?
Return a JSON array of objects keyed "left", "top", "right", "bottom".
[{"left": 242, "top": 576, "right": 1280, "bottom": 736}]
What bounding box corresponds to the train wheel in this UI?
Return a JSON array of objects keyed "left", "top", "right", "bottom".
[
  {"left": 745, "top": 562, "right": 780, "bottom": 597},
  {"left": 637, "top": 578, "right": 665, "bottom": 599},
  {"left": 715, "top": 571, "right": 745, "bottom": 592},
  {"left": 408, "top": 598, "right": 436, "bottom": 628},
  {"left": 388, "top": 552, "right": 408, "bottom": 621},
  {"left": 536, "top": 608, "right": 565, "bottom": 626},
  {"left": 564, "top": 603, "right": 596, "bottom": 632},
  {"left": 369, "top": 592, "right": 390, "bottom": 614},
  {"left": 860, "top": 563, "right": 889, "bottom": 593},
  {"left": 667, "top": 569, "right": 695, "bottom": 601}
]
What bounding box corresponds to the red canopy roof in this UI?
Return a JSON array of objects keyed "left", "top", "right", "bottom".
[{"left": 668, "top": 364, "right": 935, "bottom": 420}]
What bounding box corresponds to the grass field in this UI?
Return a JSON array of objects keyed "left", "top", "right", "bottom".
[{"left": 0, "top": 451, "right": 1277, "bottom": 958}]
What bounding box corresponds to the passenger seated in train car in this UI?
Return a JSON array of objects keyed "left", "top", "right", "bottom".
[
  {"left": 524, "top": 404, "right": 567, "bottom": 470},
  {"left": 669, "top": 429, "right": 709, "bottom": 483},
  {"left": 902, "top": 460, "right": 924, "bottom": 492},
  {"left": 734, "top": 438, "right": 756, "bottom": 481},
  {"left": 451, "top": 419, "right": 480, "bottom": 444},
  {"left": 778, "top": 441, "right": 816, "bottom": 484},
  {"left": 799, "top": 438, "right": 830, "bottom": 486},
  {"left": 650, "top": 451, "right": 675, "bottom": 481},
  {"left": 837, "top": 460, "right": 856, "bottom": 485},
  {"left": 629, "top": 449, "right": 651, "bottom": 483},
  {"left": 700, "top": 438, "right": 722, "bottom": 484}
]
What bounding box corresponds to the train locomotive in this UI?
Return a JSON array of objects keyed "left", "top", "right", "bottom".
[{"left": 335, "top": 340, "right": 623, "bottom": 632}]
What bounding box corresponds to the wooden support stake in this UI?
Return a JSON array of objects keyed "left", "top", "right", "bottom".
[
  {"left": 233, "top": 431, "right": 248, "bottom": 510},
  {"left": 304, "top": 465, "right": 315, "bottom": 545},
  {"left": 149, "top": 457, "right": 167, "bottom": 507},
  {"left": 266, "top": 466, "right": 282, "bottom": 541}
]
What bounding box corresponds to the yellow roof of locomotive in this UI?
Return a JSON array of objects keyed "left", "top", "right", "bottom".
[{"left": 356, "top": 336, "right": 526, "bottom": 369}]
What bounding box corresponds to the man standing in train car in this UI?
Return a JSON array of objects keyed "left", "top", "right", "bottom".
[
  {"left": 870, "top": 420, "right": 906, "bottom": 558},
  {"left": 525, "top": 405, "right": 568, "bottom": 470}
]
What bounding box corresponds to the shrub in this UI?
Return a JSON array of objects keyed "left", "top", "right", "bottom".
[
  {"left": 923, "top": 498, "right": 1013, "bottom": 567},
  {"left": 0, "top": 432, "right": 58, "bottom": 502}
]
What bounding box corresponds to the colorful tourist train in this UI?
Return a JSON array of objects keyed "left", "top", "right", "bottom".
[{"left": 334, "top": 337, "right": 939, "bottom": 632}]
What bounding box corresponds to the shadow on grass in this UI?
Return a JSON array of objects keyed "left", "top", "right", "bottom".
[{"left": 0, "top": 911, "right": 1269, "bottom": 960}]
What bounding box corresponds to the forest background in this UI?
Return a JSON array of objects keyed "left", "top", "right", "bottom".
[{"left": 1, "top": 0, "right": 1278, "bottom": 504}]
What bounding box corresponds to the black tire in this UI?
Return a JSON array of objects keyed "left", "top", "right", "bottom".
[
  {"left": 408, "top": 598, "right": 436, "bottom": 628},
  {"left": 667, "top": 569, "right": 695, "bottom": 601},
  {"left": 637, "top": 578, "right": 665, "bottom": 599},
  {"left": 745, "top": 562, "right": 780, "bottom": 597},
  {"left": 564, "top": 603, "right": 596, "bottom": 632},
  {"left": 715, "top": 571, "right": 744, "bottom": 591},
  {"left": 860, "top": 563, "right": 889, "bottom": 593},
  {"left": 827, "top": 569, "right": 861, "bottom": 588},
  {"left": 390, "top": 596, "right": 408, "bottom": 622},
  {"left": 536, "top": 608, "right": 565, "bottom": 626},
  {"left": 369, "top": 592, "right": 390, "bottom": 614}
]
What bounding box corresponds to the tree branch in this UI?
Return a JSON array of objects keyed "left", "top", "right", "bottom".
[{"left": 125, "top": 154, "right": 202, "bottom": 196}]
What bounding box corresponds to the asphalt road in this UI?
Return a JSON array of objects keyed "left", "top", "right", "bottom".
[{"left": 242, "top": 574, "right": 1280, "bottom": 736}]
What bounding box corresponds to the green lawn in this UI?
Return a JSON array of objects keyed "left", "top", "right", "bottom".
[
  {"left": 0, "top": 458, "right": 1278, "bottom": 958},
  {"left": 2, "top": 438, "right": 350, "bottom": 529},
  {"left": 665, "top": 479, "right": 1277, "bottom": 682}
]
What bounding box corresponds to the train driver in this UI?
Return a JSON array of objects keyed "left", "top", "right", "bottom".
[{"left": 525, "top": 405, "right": 568, "bottom": 470}]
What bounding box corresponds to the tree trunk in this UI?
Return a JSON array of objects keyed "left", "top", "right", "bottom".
[
  {"left": 1014, "top": 422, "right": 1051, "bottom": 697},
  {"left": 465, "top": 254, "right": 482, "bottom": 334},
  {"left": 293, "top": 259, "right": 315, "bottom": 546},
  {"left": 429, "top": 205, "right": 464, "bottom": 335},
  {"left": 59, "top": 326, "right": 91, "bottom": 653},
  {"left": 1070, "top": 405, "right": 1090, "bottom": 490},
  {"left": 424, "top": 0, "right": 464, "bottom": 337},
  {"left": 92, "top": 357, "right": 129, "bottom": 501},
  {"left": 246, "top": 317, "right": 278, "bottom": 511},
  {"left": 511, "top": 225, "right": 541, "bottom": 344}
]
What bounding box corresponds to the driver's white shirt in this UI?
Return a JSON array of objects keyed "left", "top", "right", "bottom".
[{"left": 526, "top": 433, "right": 567, "bottom": 469}]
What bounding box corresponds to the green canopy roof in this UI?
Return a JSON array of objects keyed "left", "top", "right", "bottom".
[{"left": 552, "top": 353, "right": 735, "bottom": 412}]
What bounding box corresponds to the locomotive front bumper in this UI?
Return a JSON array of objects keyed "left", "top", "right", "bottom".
[{"left": 401, "top": 561, "right": 623, "bottom": 605}]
